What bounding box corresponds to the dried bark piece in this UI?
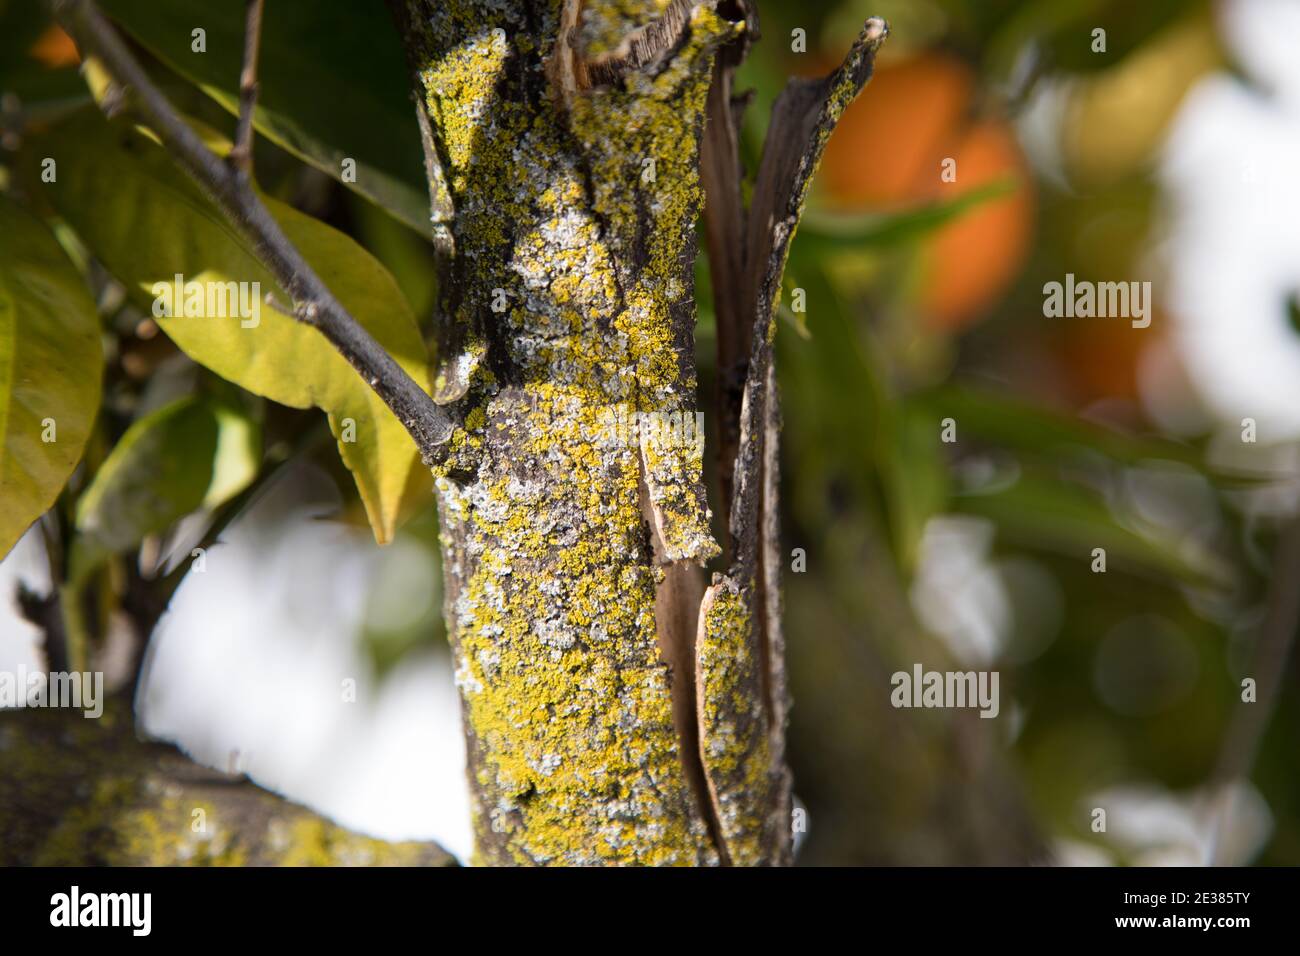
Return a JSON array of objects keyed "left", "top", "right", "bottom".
[{"left": 695, "top": 17, "right": 888, "bottom": 867}]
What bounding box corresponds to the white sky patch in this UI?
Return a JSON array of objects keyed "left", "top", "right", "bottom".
[
  {"left": 1157, "top": 0, "right": 1300, "bottom": 441},
  {"left": 125, "top": 463, "right": 472, "bottom": 862},
  {"left": 0, "top": 528, "right": 50, "bottom": 680},
  {"left": 910, "top": 515, "right": 1010, "bottom": 667}
]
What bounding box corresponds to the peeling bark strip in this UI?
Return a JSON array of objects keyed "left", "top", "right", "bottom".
[
  {"left": 696, "top": 16, "right": 889, "bottom": 865},
  {"left": 700, "top": 0, "right": 757, "bottom": 520},
  {"left": 397, "top": 0, "right": 884, "bottom": 864},
  {"left": 546, "top": 0, "right": 705, "bottom": 97}
]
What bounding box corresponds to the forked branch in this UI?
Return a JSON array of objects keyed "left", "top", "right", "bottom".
[{"left": 51, "top": 0, "right": 456, "bottom": 460}]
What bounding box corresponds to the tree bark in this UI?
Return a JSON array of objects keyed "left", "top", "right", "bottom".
[
  {"left": 394, "top": 0, "right": 886, "bottom": 865},
  {"left": 0, "top": 703, "right": 453, "bottom": 866}
]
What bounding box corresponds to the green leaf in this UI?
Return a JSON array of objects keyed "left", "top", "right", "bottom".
[
  {"left": 0, "top": 194, "right": 103, "bottom": 560},
  {"left": 916, "top": 384, "right": 1212, "bottom": 471},
  {"left": 349, "top": 192, "right": 438, "bottom": 322},
  {"left": 776, "top": 265, "right": 891, "bottom": 502},
  {"left": 954, "top": 470, "right": 1231, "bottom": 587},
  {"left": 32, "top": 111, "right": 431, "bottom": 544},
  {"left": 97, "top": 0, "right": 430, "bottom": 233},
  {"left": 983, "top": 0, "right": 1196, "bottom": 80},
  {"left": 884, "top": 402, "right": 950, "bottom": 573},
  {"left": 799, "top": 178, "right": 1018, "bottom": 253},
  {"left": 73, "top": 395, "right": 259, "bottom": 569},
  {"left": 774, "top": 262, "right": 953, "bottom": 571}
]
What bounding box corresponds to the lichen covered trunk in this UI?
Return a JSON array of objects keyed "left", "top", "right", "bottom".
[
  {"left": 397, "top": 0, "right": 887, "bottom": 866},
  {"left": 399, "top": 0, "right": 742, "bottom": 865}
]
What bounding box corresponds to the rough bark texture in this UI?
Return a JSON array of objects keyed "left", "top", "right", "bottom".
[
  {"left": 394, "top": 0, "right": 885, "bottom": 865},
  {"left": 0, "top": 704, "right": 453, "bottom": 866},
  {"left": 395, "top": 0, "right": 731, "bottom": 866}
]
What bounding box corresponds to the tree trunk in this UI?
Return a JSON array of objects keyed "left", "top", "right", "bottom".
[{"left": 393, "top": 0, "right": 885, "bottom": 865}]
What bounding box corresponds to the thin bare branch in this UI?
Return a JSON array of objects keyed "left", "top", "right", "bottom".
[
  {"left": 51, "top": 0, "right": 456, "bottom": 459},
  {"left": 228, "top": 0, "right": 264, "bottom": 175},
  {"left": 1207, "top": 515, "right": 1300, "bottom": 863}
]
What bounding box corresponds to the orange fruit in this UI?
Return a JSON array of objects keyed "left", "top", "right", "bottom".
[
  {"left": 917, "top": 120, "right": 1035, "bottom": 330},
  {"left": 818, "top": 53, "right": 973, "bottom": 207},
  {"left": 1057, "top": 313, "right": 1162, "bottom": 404},
  {"left": 817, "top": 51, "right": 1035, "bottom": 332},
  {"left": 29, "top": 25, "right": 80, "bottom": 68}
]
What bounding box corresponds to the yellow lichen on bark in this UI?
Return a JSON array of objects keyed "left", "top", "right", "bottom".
[
  {"left": 402, "top": 0, "right": 887, "bottom": 866},
  {"left": 407, "top": 0, "right": 733, "bottom": 864},
  {"left": 695, "top": 578, "right": 781, "bottom": 866}
]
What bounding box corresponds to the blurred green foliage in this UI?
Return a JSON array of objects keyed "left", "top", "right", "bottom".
[{"left": 757, "top": 0, "right": 1296, "bottom": 865}]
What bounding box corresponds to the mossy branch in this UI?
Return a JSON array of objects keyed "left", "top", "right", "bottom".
[
  {"left": 0, "top": 703, "right": 453, "bottom": 866},
  {"left": 397, "top": 0, "right": 890, "bottom": 867}
]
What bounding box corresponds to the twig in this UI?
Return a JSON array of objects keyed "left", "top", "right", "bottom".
[
  {"left": 17, "top": 583, "right": 68, "bottom": 673},
  {"left": 227, "top": 0, "right": 264, "bottom": 175},
  {"left": 36, "top": 511, "right": 70, "bottom": 671},
  {"left": 51, "top": 0, "right": 456, "bottom": 460},
  {"left": 1206, "top": 515, "right": 1300, "bottom": 864}
]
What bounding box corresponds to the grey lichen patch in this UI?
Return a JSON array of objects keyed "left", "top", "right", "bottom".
[{"left": 405, "top": 0, "right": 733, "bottom": 865}]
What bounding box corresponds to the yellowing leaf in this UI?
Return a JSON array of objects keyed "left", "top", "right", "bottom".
[
  {"left": 33, "top": 112, "right": 431, "bottom": 543},
  {"left": 0, "top": 195, "right": 103, "bottom": 559}
]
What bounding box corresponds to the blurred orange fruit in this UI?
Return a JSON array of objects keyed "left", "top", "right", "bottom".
[
  {"left": 1058, "top": 313, "right": 1161, "bottom": 404},
  {"left": 817, "top": 51, "right": 1035, "bottom": 332},
  {"left": 818, "top": 53, "right": 973, "bottom": 207},
  {"left": 29, "top": 25, "right": 80, "bottom": 68},
  {"left": 918, "top": 121, "right": 1034, "bottom": 330}
]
